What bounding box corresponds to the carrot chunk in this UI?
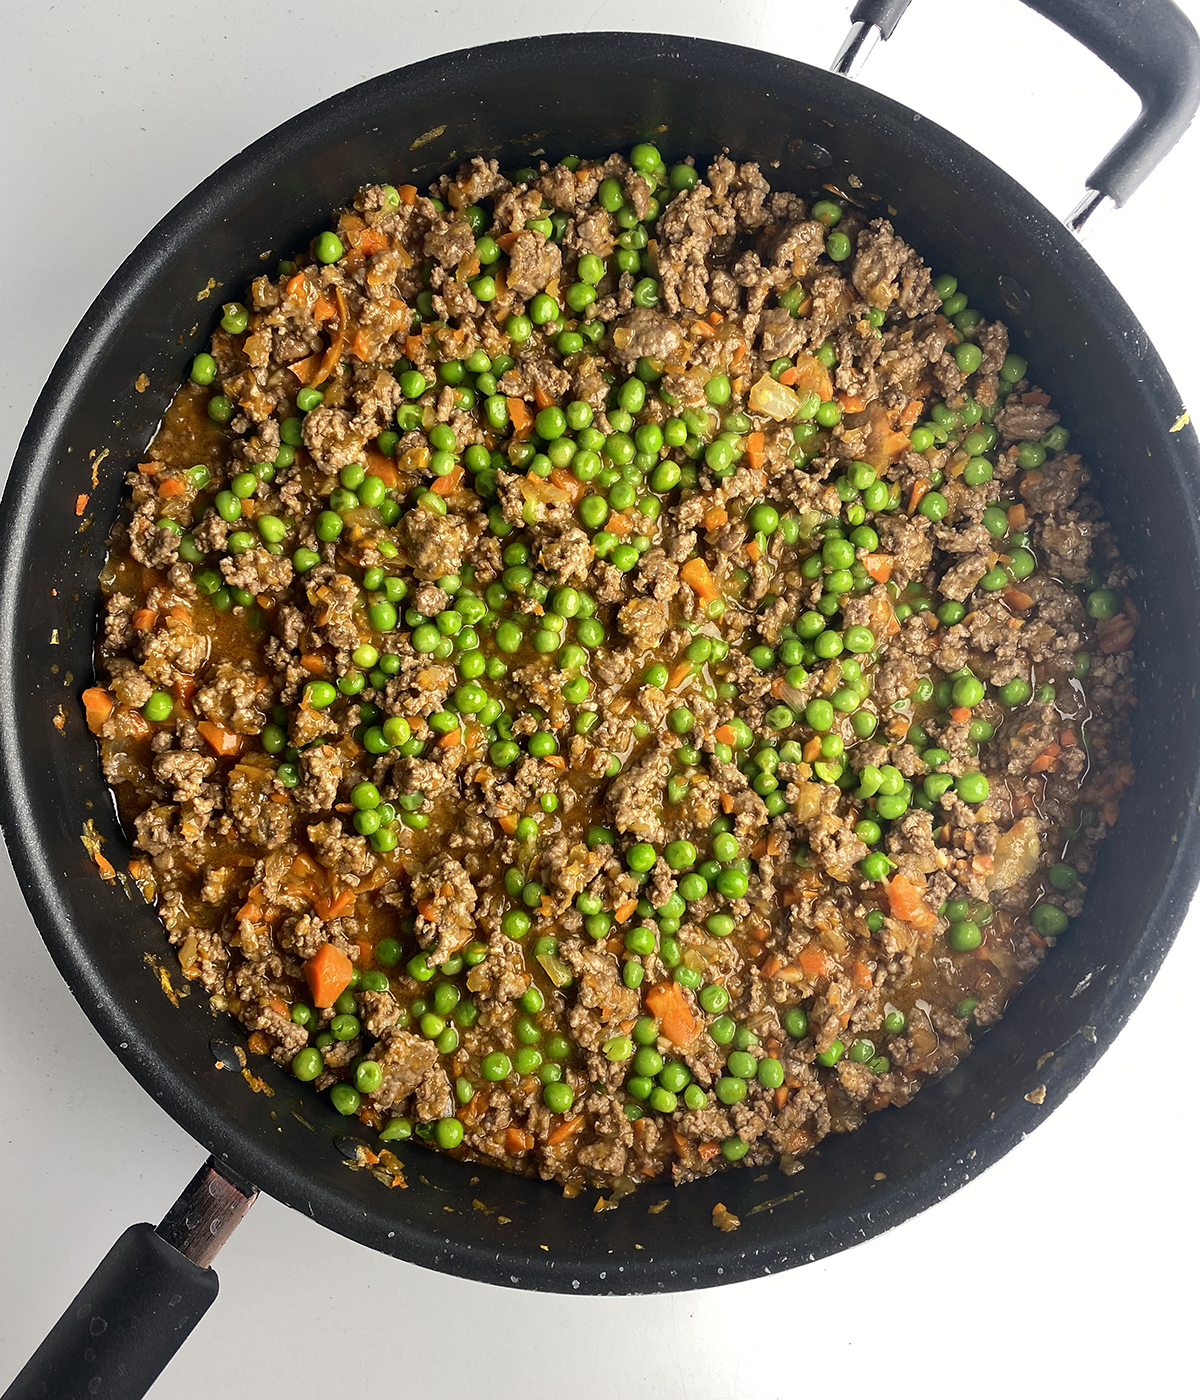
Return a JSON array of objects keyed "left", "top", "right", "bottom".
[{"left": 304, "top": 943, "right": 354, "bottom": 1008}]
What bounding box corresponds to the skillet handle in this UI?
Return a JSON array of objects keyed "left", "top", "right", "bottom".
[
  {"left": 837, "top": 0, "right": 1200, "bottom": 216},
  {"left": 3, "top": 1160, "right": 255, "bottom": 1400}
]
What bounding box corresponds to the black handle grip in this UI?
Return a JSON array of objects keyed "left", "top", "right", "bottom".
[
  {"left": 2, "top": 1225, "right": 218, "bottom": 1400},
  {"left": 848, "top": 0, "right": 1200, "bottom": 204}
]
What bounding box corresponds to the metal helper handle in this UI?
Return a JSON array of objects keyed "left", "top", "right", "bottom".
[
  {"left": 3, "top": 1160, "right": 256, "bottom": 1400},
  {"left": 832, "top": 0, "right": 1200, "bottom": 231}
]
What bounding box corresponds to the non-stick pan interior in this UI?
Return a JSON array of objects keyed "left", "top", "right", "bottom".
[{"left": 3, "top": 33, "right": 1197, "bottom": 1292}]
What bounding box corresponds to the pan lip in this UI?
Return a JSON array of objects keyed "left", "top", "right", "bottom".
[{"left": 2, "top": 29, "right": 1199, "bottom": 1294}]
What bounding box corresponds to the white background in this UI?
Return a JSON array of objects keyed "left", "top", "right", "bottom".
[{"left": 2, "top": 3, "right": 1198, "bottom": 1396}]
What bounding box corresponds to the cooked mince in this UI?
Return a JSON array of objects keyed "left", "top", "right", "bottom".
[{"left": 88, "top": 147, "right": 1136, "bottom": 1187}]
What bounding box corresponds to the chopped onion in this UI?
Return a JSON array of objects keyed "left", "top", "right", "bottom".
[{"left": 748, "top": 373, "right": 801, "bottom": 422}]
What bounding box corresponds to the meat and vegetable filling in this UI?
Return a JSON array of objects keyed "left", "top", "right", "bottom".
[{"left": 87, "top": 146, "right": 1136, "bottom": 1187}]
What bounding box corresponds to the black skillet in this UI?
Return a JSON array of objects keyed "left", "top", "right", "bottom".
[{"left": 4, "top": 2, "right": 1200, "bottom": 1396}]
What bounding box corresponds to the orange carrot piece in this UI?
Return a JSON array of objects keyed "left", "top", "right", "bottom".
[
  {"left": 312, "top": 294, "right": 336, "bottom": 321},
  {"left": 666, "top": 662, "right": 692, "bottom": 691},
  {"left": 1004, "top": 586, "right": 1034, "bottom": 611},
  {"left": 746, "top": 430, "right": 765, "bottom": 470},
  {"left": 397, "top": 184, "right": 417, "bottom": 205},
  {"left": 75, "top": 493, "right": 90, "bottom": 516},
  {"left": 364, "top": 453, "right": 399, "bottom": 487},
  {"left": 312, "top": 887, "right": 356, "bottom": 921},
  {"left": 885, "top": 872, "right": 936, "bottom": 929},
  {"left": 131, "top": 608, "right": 158, "bottom": 632},
  {"left": 606, "top": 511, "right": 632, "bottom": 536},
  {"left": 852, "top": 959, "right": 873, "bottom": 990},
  {"left": 549, "top": 466, "right": 585, "bottom": 502},
  {"left": 949, "top": 706, "right": 972, "bottom": 724},
  {"left": 802, "top": 735, "right": 822, "bottom": 762},
  {"left": 437, "top": 727, "right": 462, "bottom": 748},
  {"left": 288, "top": 353, "right": 320, "bottom": 384},
  {"left": 505, "top": 1126, "right": 533, "bottom": 1153},
  {"left": 299, "top": 653, "right": 327, "bottom": 675},
  {"left": 533, "top": 382, "right": 553, "bottom": 411},
  {"left": 713, "top": 724, "right": 737, "bottom": 746},
  {"left": 908, "top": 478, "right": 931, "bottom": 513},
  {"left": 761, "top": 953, "right": 784, "bottom": 979},
  {"left": 1030, "top": 743, "right": 1061, "bottom": 774},
  {"left": 158, "top": 477, "right": 185, "bottom": 498},
  {"left": 837, "top": 393, "right": 866, "bottom": 414},
  {"left": 1007, "top": 503, "right": 1028, "bottom": 530},
  {"left": 82, "top": 687, "right": 114, "bottom": 735},
  {"left": 546, "top": 1115, "right": 584, "bottom": 1146},
  {"left": 304, "top": 943, "right": 354, "bottom": 1009},
  {"left": 680, "top": 556, "right": 719, "bottom": 603},
  {"left": 355, "top": 227, "right": 388, "bottom": 256},
  {"left": 431, "top": 463, "right": 464, "bottom": 496},
  {"left": 798, "top": 945, "right": 835, "bottom": 979},
  {"left": 196, "top": 720, "right": 241, "bottom": 757},
  {"left": 703, "top": 505, "right": 728, "bottom": 531},
  {"left": 899, "top": 399, "right": 923, "bottom": 430},
  {"left": 745, "top": 539, "right": 761, "bottom": 563},
  {"left": 495, "top": 231, "right": 522, "bottom": 253},
  {"left": 506, "top": 397, "right": 533, "bottom": 437},
  {"left": 285, "top": 272, "right": 306, "bottom": 298},
  {"left": 862, "top": 553, "right": 894, "bottom": 583},
  {"left": 613, "top": 898, "right": 639, "bottom": 924},
  {"left": 498, "top": 813, "right": 519, "bottom": 835},
  {"left": 1059, "top": 729, "right": 1077, "bottom": 748},
  {"left": 644, "top": 981, "right": 699, "bottom": 1046}
]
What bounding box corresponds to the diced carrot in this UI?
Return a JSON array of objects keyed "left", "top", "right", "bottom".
[
  {"left": 299, "top": 653, "right": 327, "bottom": 675},
  {"left": 505, "top": 1126, "right": 533, "bottom": 1153},
  {"left": 666, "top": 662, "right": 692, "bottom": 691},
  {"left": 268, "top": 997, "right": 289, "bottom": 1018},
  {"left": 355, "top": 227, "right": 388, "bottom": 256},
  {"left": 802, "top": 735, "right": 822, "bottom": 762},
  {"left": 546, "top": 1115, "right": 584, "bottom": 1146},
  {"left": 837, "top": 393, "right": 866, "bottom": 414},
  {"left": 312, "top": 885, "right": 356, "bottom": 921},
  {"left": 703, "top": 505, "right": 728, "bottom": 531},
  {"left": 75, "top": 493, "right": 90, "bottom": 516},
  {"left": 436, "top": 727, "right": 462, "bottom": 749},
  {"left": 949, "top": 706, "right": 972, "bottom": 724},
  {"left": 1007, "top": 503, "right": 1028, "bottom": 530},
  {"left": 720, "top": 793, "right": 735, "bottom": 814},
  {"left": 404, "top": 334, "right": 424, "bottom": 359},
  {"left": 82, "top": 687, "right": 114, "bottom": 735},
  {"left": 196, "top": 720, "right": 241, "bottom": 757},
  {"left": 885, "top": 872, "right": 937, "bottom": 930},
  {"left": 495, "top": 231, "right": 522, "bottom": 253},
  {"left": 312, "top": 294, "right": 336, "bottom": 321},
  {"left": 644, "top": 981, "right": 699, "bottom": 1047},
  {"left": 417, "top": 898, "right": 438, "bottom": 921},
  {"left": 908, "top": 478, "right": 931, "bottom": 513},
  {"left": 236, "top": 899, "right": 264, "bottom": 923},
  {"left": 714, "top": 725, "right": 738, "bottom": 746},
  {"left": 397, "top": 184, "right": 418, "bottom": 205},
  {"left": 606, "top": 511, "right": 633, "bottom": 536},
  {"left": 1004, "top": 586, "right": 1034, "bottom": 611},
  {"left": 761, "top": 953, "right": 784, "bottom": 979},
  {"left": 613, "top": 898, "right": 639, "bottom": 924},
  {"left": 900, "top": 399, "right": 923, "bottom": 430},
  {"left": 862, "top": 553, "right": 893, "bottom": 583},
  {"left": 697, "top": 1141, "right": 721, "bottom": 1162},
  {"left": 364, "top": 455, "right": 399, "bottom": 487},
  {"left": 852, "top": 959, "right": 873, "bottom": 990},
  {"left": 798, "top": 945, "right": 835, "bottom": 979},
  {"left": 745, "top": 539, "right": 761, "bottom": 563},
  {"left": 304, "top": 943, "right": 354, "bottom": 1008},
  {"left": 533, "top": 382, "right": 553, "bottom": 411},
  {"left": 506, "top": 397, "right": 533, "bottom": 438},
  {"left": 773, "top": 1086, "right": 789, "bottom": 1111},
  {"left": 549, "top": 466, "right": 585, "bottom": 502},
  {"left": 542, "top": 754, "right": 566, "bottom": 771},
  {"left": 351, "top": 329, "right": 373, "bottom": 361},
  {"left": 1030, "top": 743, "right": 1061, "bottom": 774},
  {"left": 131, "top": 608, "right": 158, "bottom": 632},
  {"left": 680, "top": 556, "right": 719, "bottom": 603},
  {"left": 288, "top": 353, "right": 320, "bottom": 384},
  {"left": 746, "top": 430, "right": 765, "bottom": 470},
  {"left": 431, "top": 463, "right": 464, "bottom": 496},
  {"left": 158, "top": 476, "right": 185, "bottom": 498},
  {"left": 498, "top": 813, "right": 519, "bottom": 835},
  {"left": 285, "top": 272, "right": 306, "bottom": 298},
  {"left": 137, "top": 461, "right": 160, "bottom": 475}
]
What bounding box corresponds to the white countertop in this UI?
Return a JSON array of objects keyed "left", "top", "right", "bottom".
[{"left": 2, "top": 2, "right": 1197, "bottom": 1395}]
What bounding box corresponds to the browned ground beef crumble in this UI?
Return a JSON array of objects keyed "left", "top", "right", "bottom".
[{"left": 88, "top": 149, "right": 1136, "bottom": 1190}]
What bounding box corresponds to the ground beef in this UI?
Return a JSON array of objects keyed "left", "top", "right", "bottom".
[{"left": 92, "top": 146, "right": 1134, "bottom": 1197}]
